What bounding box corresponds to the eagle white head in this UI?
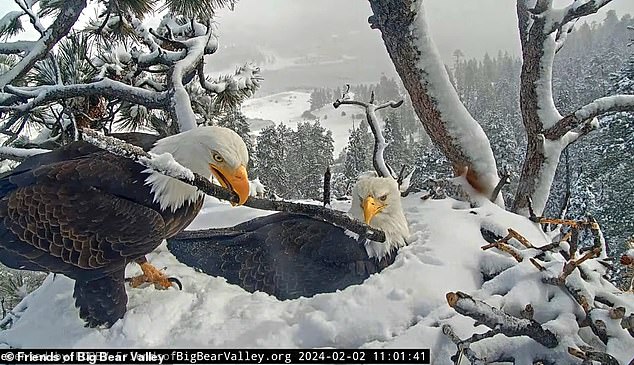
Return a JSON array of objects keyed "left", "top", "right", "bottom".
[
  {"left": 348, "top": 174, "right": 410, "bottom": 259},
  {"left": 146, "top": 126, "right": 250, "bottom": 212}
]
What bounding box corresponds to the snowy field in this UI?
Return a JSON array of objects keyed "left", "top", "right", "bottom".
[
  {"left": 242, "top": 91, "right": 380, "bottom": 156},
  {"left": 2, "top": 192, "right": 633, "bottom": 363}
]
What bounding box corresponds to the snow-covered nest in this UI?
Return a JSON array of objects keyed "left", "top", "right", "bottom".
[{"left": 1, "top": 194, "right": 632, "bottom": 364}]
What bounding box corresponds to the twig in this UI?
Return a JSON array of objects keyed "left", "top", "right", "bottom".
[
  {"left": 80, "top": 130, "right": 386, "bottom": 242},
  {"left": 568, "top": 347, "right": 619, "bottom": 365},
  {"left": 441, "top": 324, "right": 486, "bottom": 365},
  {"left": 490, "top": 165, "right": 511, "bottom": 202}
]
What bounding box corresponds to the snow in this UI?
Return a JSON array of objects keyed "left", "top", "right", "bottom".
[
  {"left": 575, "top": 95, "right": 634, "bottom": 121},
  {"left": 0, "top": 146, "right": 49, "bottom": 158},
  {"left": 242, "top": 91, "right": 388, "bottom": 156},
  {"left": 3, "top": 194, "right": 632, "bottom": 362}
]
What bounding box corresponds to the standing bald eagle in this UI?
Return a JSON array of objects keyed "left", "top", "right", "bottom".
[
  {"left": 0, "top": 126, "right": 250, "bottom": 327},
  {"left": 168, "top": 176, "right": 409, "bottom": 300}
]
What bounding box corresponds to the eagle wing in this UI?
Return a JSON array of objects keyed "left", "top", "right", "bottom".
[
  {"left": 168, "top": 212, "right": 382, "bottom": 300},
  {"left": 0, "top": 149, "right": 166, "bottom": 280}
]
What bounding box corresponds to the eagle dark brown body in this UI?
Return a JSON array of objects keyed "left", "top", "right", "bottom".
[
  {"left": 168, "top": 212, "right": 395, "bottom": 300},
  {"left": 0, "top": 134, "right": 204, "bottom": 327}
]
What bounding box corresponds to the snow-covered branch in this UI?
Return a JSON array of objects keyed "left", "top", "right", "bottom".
[
  {"left": 81, "top": 129, "right": 387, "bottom": 242},
  {"left": 446, "top": 291, "right": 559, "bottom": 348},
  {"left": 544, "top": 95, "right": 634, "bottom": 139},
  {"left": 547, "top": 0, "right": 613, "bottom": 34},
  {"left": 333, "top": 91, "right": 402, "bottom": 178},
  {"left": 0, "top": 146, "right": 49, "bottom": 161},
  {"left": 0, "top": 41, "right": 34, "bottom": 55},
  {"left": 1, "top": 79, "right": 169, "bottom": 112},
  {"left": 0, "top": 0, "right": 86, "bottom": 90}
]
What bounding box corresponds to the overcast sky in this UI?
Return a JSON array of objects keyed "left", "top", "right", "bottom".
[
  {"left": 210, "top": 0, "right": 634, "bottom": 61},
  {"left": 2, "top": 0, "right": 633, "bottom": 62}
]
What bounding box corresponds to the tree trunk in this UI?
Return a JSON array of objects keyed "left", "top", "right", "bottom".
[{"left": 368, "top": 0, "right": 502, "bottom": 205}]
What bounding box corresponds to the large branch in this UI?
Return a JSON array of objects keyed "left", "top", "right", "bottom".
[
  {"left": 80, "top": 129, "right": 386, "bottom": 242},
  {"left": 0, "top": 79, "right": 169, "bottom": 111},
  {"left": 544, "top": 95, "right": 634, "bottom": 139},
  {"left": 548, "top": 0, "right": 614, "bottom": 34},
  {"left": 0, "top": 0, "right": 87, "bottom": 90},
  {"left": 333, "top": 92, "right": 403, "bottom": 178},
  {"left": 368, "top": 0, "right": 502, "bottom": 205}
]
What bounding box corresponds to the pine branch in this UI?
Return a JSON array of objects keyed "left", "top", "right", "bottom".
[
  {"left": 0, "top": 0, "right": 86, "bottom": 90},
  {"left": 446, "top": 291, "right": 559, "bottom": 348},
  {"left": 80, "top": 129, "right": 386, "bottom": 242},
  {"left": 1, "top": 79, "right": 169, "bottom": 111}
]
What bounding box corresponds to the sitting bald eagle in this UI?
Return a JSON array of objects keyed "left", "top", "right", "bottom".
[
  {"left": 0, "top": 126, "right": 250, "bottom": 327},
  {"left": 168, "top": 175, "right": 410, "bottom": 300}
]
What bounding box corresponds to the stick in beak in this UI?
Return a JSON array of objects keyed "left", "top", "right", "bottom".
[
  {"left": 210, "top": 164, "right": 249, "bottom": 206},
  {"left": 362, "top": 196, "right": 384, "bottom": 225}
]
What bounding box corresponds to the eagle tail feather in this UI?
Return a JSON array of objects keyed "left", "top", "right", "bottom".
[{"left": 73, "top": 274, "right": 127, "bottom": 328}]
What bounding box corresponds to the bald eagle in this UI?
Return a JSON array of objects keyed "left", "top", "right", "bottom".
[
  {"left": 0, "top": 126, "right": 250, "bottom": 327},
  {"left": 168, "top": 176, "right": 410, "bottom": 300}
]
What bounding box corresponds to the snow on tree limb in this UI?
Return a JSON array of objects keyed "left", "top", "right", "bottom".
[
  {"left": 0, "top": 79, "right": 169, "bottom": 111},
  {"left": 0, "top": 41, "right": 34, "bottom": 55},
  {"left": 80, "top": 129, "right": 386, "bottom": 242},
  {"left": 0, "top": 0, "right": 86, "bottom": 90},
  {"left": 544, "top": 95, "right": 634, "bottom": 139},
  {"left": 0, "top": 146, "right": 49, "bottom": 161},
  {"left": 368, "top": 0, "right": 503, "bottom": 206},
  {"left": 446, "top": 291, "right": 559, "bottom": 348},
  {"left": 333, "top": 91, "right": 403, "bottom": 178}
]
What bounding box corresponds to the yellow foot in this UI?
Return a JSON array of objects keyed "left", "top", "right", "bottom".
[{"left": 127, "top": 262, "right": 176, "bottom": 289}]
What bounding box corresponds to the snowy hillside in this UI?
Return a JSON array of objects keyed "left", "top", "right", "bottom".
[
  {"left": 2, "top": 192, "right": 632, "bottom": 363},
  {"left": 242, "top": 91, "right": 381, "bottom": 156}
]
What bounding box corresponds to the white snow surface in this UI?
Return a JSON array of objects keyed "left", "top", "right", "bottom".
[
  {"left": 2, "top": 195, "right": 633, "bottom": 363},
  {"left": 241, "top": 91, "right": 384, "bottom": 156}
]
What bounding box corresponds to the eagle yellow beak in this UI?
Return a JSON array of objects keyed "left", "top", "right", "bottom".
[
  {"left": 362, "top": 196, "right": 384, "bottom": 225},
  {"left": 210, "top": 164, "right": 249, "bottom": 206}
]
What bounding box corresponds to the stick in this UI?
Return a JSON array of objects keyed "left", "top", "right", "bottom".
[{"left": 446, "top": 291, "right": 558, "bottom": 348}]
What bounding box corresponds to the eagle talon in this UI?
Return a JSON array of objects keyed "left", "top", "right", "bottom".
[
  {"left": 126, "top": 262, "right": 174, "bottom": 289},
  {"left": 168, "top": 277, "right": 183, "bottom": 290}
]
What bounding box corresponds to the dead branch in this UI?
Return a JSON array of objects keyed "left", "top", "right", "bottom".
[
  {"left": 481, "top": 229, "right": 527, "bottom": 262},
  {"left": 80, "top": 129, "right": 386, "bottom": 242},
  {"left": 333, "top": 89, "right": 403, "bottom": 178},
  {"left": 490, "top": 165, "right": 511, "bottom": 202},
  {"left": 568, "top": 347, "right": 619, "bottom": 365},
  {"left": 446, "top": 291, "right": 558, "bottom": 348}
]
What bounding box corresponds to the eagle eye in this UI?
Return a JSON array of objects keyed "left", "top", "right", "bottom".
[
  {"left": 212, "top": 152, "right": 224, "bottom": 163},
  {"left": 379, "top": 194, "right": 388, "bottom": 202}
]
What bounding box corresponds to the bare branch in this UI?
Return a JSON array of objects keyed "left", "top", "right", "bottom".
[{"left": 333, "top": 93, "right": 402, "bottom": 178}]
